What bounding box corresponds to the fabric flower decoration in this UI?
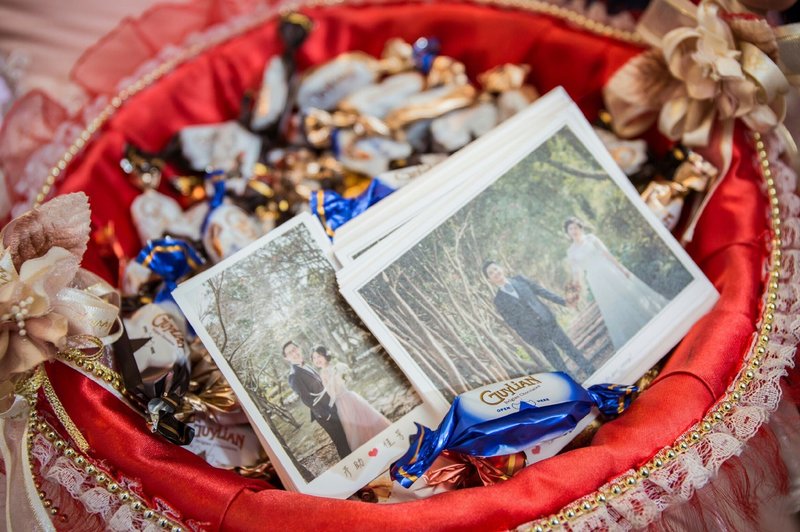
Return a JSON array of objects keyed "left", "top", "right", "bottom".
[
  {"left": 0, "top": 193, "right": 91, "bottom": 382},
  {"left": 604, "top": 0, "right": 795, "bottom": 147}
]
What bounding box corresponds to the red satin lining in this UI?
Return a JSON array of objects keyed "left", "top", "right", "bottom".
[{"left": 46, "top": 3, "right": 770, "bottom": 530}]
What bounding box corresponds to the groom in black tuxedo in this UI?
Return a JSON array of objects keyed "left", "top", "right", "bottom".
[
  {"left": 482, "top": 261, "right": 590, "bottom": 375},
  {"left": 282, "top": 341, "right": 351, "bottom": 459}
]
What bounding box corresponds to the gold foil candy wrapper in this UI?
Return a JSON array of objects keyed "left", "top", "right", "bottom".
[
  {"left": 304, "top": 108, "right": 391, "bottom": 149},
  {"left": 385, "top": 84, "right": 477, "bottom": 130},
  {"left": 296, "top": 52, "right": 379, "bottom": 111},
  {"left": 478, "top": 64, "right": 531, "bottom": 93},
  {"left": 377, "top": 38, "right": 416, "bottom": 75},
  {"left": 427, "top": 56, "right": 469, "bottom": 87},
  {"left": 177, "top": 341, "right": 241, "bottom": 423},
  {"left": 641, "top": 151, "right": 714, "bottom": 230}
]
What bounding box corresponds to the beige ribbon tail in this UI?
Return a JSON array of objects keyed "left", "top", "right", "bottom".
[{"left": 0, "top": 396, "right": 54, "bottom": 531}]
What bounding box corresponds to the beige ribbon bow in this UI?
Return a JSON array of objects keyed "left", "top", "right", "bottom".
[{"left": 604, "top": 0, "right": 799, "bottom": 147}]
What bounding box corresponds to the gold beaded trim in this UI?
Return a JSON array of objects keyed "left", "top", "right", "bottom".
[
  {"left": 25, "top": 411, "right": 186, "bottom": 532},
  {"left": 31, "top": 0, "right": 639, "bottom": 207},
  {"left": 57, "top": 348, "right": 127, "bottom": 394},
  {"left": 521, "top": 131, "right": 784, "bottom": 531}
]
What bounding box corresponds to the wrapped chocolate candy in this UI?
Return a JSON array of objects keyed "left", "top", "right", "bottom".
[
  {"left": 334, "top": 129, "right": 413, "bottom": 177},
  {"left": 202, "top": 203, "right": 263, "bottom": 263},
  {"left": 478, "top": 64, "right": 538, "bottom": 122},
  {"left": 641, "top": 156, "right": 713, "bottom": 230},
  {"left": 124, "top": 303, "right": 190, "bottom": 377},
  {"left": 131, "top": 189, "right": 208, "bottom": 243},
  {"left": 384, "top": 84, "right": 476, "bottom": 130},
  {"left": 310, "top": 178, "right": 396, "bottom": 236},
  {"left": 135, "top": 236, "right": 205, "bottom": 303},
  {"left": 430, "top": 101, "right": 498, "bottom": 152},
  {"left": 339, "top": 72, "right": 425, "bottom": 119},
  {"left": 179, "top": 121, "right": 262, "bottom": 178},
  {"left": 595, "top": 127, "right": 649, "bottom": 176},
  {"left": 296, "top": 53, "right": 379, "bottom": 111},
  {"left": 390, "top": 372, "right": 636, "bottom": 488},
  {"left": 251, "top": 56, "right": 288, "bottom": 131}
]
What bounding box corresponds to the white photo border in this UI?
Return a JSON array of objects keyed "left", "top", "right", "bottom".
[
  {"left": 173, "top": 213, "right": 442, "bottom": 498},
  {"left": 338, "top": 99, "right": 719, "bottom": 458}
]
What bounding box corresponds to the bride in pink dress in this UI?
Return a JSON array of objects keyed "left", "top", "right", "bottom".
[{"left": 312, "top": 346, "right": 391, "bottom": 451}]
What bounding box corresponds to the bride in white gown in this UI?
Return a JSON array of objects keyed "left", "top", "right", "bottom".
[{"left": 564, "top": 217, "right": 668, "bottom": 350}]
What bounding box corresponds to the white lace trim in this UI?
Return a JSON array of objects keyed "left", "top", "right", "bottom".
[
  {"left": 29, "top": 433, "right": 184, "bottom": 531},
  {"left": 515, "top": 132, "right": 799, "bottom": 531}
]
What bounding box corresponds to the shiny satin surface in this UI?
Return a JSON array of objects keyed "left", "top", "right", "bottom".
[{"left": 45, "top": 3, "right": 773, "bottom": 530}]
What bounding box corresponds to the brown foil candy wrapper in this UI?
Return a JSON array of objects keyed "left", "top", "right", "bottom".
[{"left": 422, "top": 450, "right": 527, "bottom": 490}]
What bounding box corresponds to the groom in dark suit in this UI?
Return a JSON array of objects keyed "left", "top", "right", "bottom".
[
  {"left": 482, "top": 261, "right": 590, "bottom": 374},
  {"left": 282, "top": 341, "right": 351, "bottom": 459}
]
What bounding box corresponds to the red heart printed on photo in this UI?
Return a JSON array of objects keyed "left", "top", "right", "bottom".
[
  {"left": 530, "top": 445, "right": 541, "bottom": 455},
  {"left": 368, "top": 448, "right": 378, "bottom": 457}
]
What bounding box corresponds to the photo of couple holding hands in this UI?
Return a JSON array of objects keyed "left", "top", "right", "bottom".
[{"left": 483, "top": 216, "right": 669, "bottom": 377}]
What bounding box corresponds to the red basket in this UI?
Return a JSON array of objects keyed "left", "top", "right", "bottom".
[{"left": 6, "top": 1, "right": 798, "bottom": 530}]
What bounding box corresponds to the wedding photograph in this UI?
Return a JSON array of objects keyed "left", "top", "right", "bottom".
[
  {"left": 355, "top": 125, "right": 696, "bottom": 401},
  {"left": 176, "top": 216, "right": 422, "bottom": 486}
]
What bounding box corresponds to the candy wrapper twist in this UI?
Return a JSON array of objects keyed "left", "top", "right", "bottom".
[{"left": 391, "top": 372, "right": 637, "bottom": 488}]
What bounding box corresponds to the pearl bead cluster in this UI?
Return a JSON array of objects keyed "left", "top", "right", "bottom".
[{"left": 1, "top": 296, "right": 35, "bottom": 337}]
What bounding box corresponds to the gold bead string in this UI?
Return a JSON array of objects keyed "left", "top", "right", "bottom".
[
  {"left": 32, "top": 0, "right": 639, "bottom": 207},
  {"left": 520, "top": 132, "right": 785, "bottom": 531},
  {"left": 57, "top": 348, "right": 127, "bottom": 395},
  {"left": 25, "top": 411, "right": 187, "bottom": 532}
]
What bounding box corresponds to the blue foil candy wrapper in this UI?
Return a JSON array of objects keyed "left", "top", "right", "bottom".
[
  {"left": 200, "top": 170, "right": 227, "bottom": 235},
  {"left": 412, "top": 36, "right": 441, "bottom": 74},
  {"left": 311, "top": 178, "right": 396, "bottom": 237},
  {"left": 136, "top": 236, "right": 205, "bottom": 303},
  {"left": 390, "top": 372, "right": 637, "bottom": 488}
]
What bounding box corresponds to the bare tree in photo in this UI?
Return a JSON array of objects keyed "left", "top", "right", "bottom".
[
  {"left": 360, "top": 127, "right": 693, "bottom": 401},
  {"left": 197, "top": 223, "right": 421, "bottom": 482}
]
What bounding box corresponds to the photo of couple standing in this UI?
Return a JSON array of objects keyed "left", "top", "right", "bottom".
[
  {"left": 483, "top": 216, "right": 669, "bottom": 376},
  {"left": 359, "top": 127, "right": 694, "bottom": 400},
  {"left": 196, "top": 222, "right": 420, "bottom": 482},
  {"left": 281, "top": 341, "right": 390, "bottom": 459}
]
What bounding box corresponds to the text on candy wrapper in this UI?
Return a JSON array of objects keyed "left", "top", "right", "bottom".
[{"left": 479, "top": 375, "right": 542, "bottom": 405}]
